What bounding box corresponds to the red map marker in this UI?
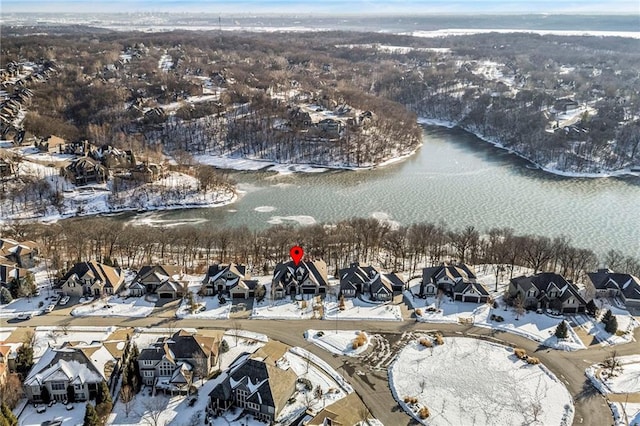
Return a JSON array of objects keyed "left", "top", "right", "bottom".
[{"left": 290, "top": 246, "right": 304, "bottom": 266}]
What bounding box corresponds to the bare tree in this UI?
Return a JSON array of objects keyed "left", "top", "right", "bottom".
[
  {"left": 119, "top": 385, "right": 135, "bottom": 418},
  {"left": 231, "top": 319, "right": 241, "bottom": 347},
  {"left": 139, "top": 397, "right": 168, "bottom": 426},
  {"left": 192, "top": 352, "right": 209, "bottom": 385},
  {"left": 513, "top": 293, "right": 525, "bottom": 320}
]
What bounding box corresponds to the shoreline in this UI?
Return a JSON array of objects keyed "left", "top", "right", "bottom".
[
  {"left": 0, "top": 190, "right": 238, "bottom": 226},
  {"left": 417, "top": 117, "right": 640, "bottom": 179},
  {"left": 192, "top": 144, "right": 422, "bottom": 175}
]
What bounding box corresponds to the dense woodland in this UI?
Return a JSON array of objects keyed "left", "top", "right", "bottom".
[
  {"left": 6, "top": 217, "right": 639, "bottom": 288},
  {"left": 1, "top": 28, "right": 638, "bottom": 172}
]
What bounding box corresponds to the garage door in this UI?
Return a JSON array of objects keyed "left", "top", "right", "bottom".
[
  {"left": 231, "top": 292, "right": 246, "bottom": 299},
  {"left": 302, "top": 288, "right": 316, "bottom": 294},
  {"left": 159, "top": 292, "right": 174, "bottom": 299},
  {"left": 463, "top": 295, "right": 479, "bottom": 303}
]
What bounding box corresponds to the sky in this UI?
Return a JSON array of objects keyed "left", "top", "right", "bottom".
[{"left": 2, "top": 0, "right": 639, "bottom": 15}]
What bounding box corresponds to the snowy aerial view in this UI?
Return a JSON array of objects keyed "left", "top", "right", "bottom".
[{"left": 1, "top": 1, "right": 639, "bottom": 426}]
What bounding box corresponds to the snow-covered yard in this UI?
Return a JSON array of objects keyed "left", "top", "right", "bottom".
[
  {"left": 305, "top": 329, "right": 370, "bottom": 357},
  {"left": 324, "top": 298, "right": 403, "bottom": 321},
  {"left": 252, "top": 296, "right": 321, "bottom": 320},
  {"left": 19, "top": 401, "right": 85, "bottom": 426},
  {"left": 408, "top": 292, "right": 585, "bottom": 351},
  {"left": 71, "top": 295, "right": 155, "bottom": 318},
  {"left": 175, "top": 296, "right": 232, "bottom": 319},
  {"left": 573, "top": 300, "right": 639, "bottom": 347},
  {"left": 389, "top": 337, "right": 574, "bottom": 426}
]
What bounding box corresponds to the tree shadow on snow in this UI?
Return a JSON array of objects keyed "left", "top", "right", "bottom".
[{"left": 575, "top": 379, "right": 601, "bottom": 402}]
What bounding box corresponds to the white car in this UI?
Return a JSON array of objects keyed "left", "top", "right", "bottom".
[
  {"left": 44, "top": 304, "right": 56, "bottom": 313},
  {"left": 16, "top": 312, "right": 32, "bottom": 320},
  {"left": 59, "top": 296, "right": 70, "bottom": 305}
]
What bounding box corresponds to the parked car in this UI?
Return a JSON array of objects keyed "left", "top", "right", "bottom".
[
  {"left": 16, "top": 312, "right": 32, "bottom": 320},
  {"left": 65, "top": 404, "right": 74, "bottom": 410},
  {"left": 44, "top": 304, "right": 55, "bottom": 313},
  {"left": 35, "top": 405, "right": 46, "bottom": 413},
  {"left": 59, "top": 296, "right": 70, "bottom": 305}
]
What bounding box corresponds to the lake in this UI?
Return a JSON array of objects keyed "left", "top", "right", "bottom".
[{"left": 126, "top": 125, "right": 640, "bottom": 259}]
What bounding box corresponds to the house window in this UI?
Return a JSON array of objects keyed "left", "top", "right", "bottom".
[
  {"left": 527, "top": 290, "right": 536, "bottom": 297},
  {"left": 568, "top": 298, "right": 574, "bottom": 304},
  {"left": 31, "top": 385, "right": 40, "bottom": 394},
  {"left": 74, "top": 384, "right": 83, "bottom": 390},
  {"left": 549, "top": 291, "right": 557, "bottom": 298},
  {"left": 143, "top": 360, "right": 153, "bottom": 366},
  {"left": 51, "top": 382, "right": 66, "bottom": 391},
  {"left": 144, "top": 371, "right": 153, "bottom": 377}
]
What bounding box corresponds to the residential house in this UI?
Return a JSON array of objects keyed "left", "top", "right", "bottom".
[
  {"left": 509, "top": 273, "right": 588, "bottom": 313},
  {"left": 0, "top": 343, "right": 16, "bottom": 385},
  {"left": 91, "top": 145, "right": 136, "bottom": 170},
  {"left": 62, "top": 157, "right": 107, "bottom": 185},
  {"left": 587, "top": 269, "right": 640, "bottom": 309},
  {"left": 58, "top": 261, "right": 124, "bottom": 298},
  {"left": 138, "top": 330, "right": 218, "bottom": 394},
  {"left": 421, "top": 263, "right": 490, "bottom": 303},
  {"left": 271, "top": 259, "right": 328, "bottom": 299},
  {"left": 131, "top": 163, "right": 164, "bottom": 183},
  {"left": 202, "top": 263, "right": 261, "bottom": 299},
  {"left": 23, "top": 344, "right": 116, "bottom": 403},
  {"left": 0, "top": 238, "right": 38, "bottom": 268},
  {"left": 339, "top": 262, "right": 404, "bottom": 301},
  {"left": 34, "top": 135, "right": 65, "bottom": 153},
  {"left": 0, "top": 262, "right": 30, "bottom": 287},
  {"left": 305, "top": 392, "right": 366, "bottom": 426},
  {"left": 208, "top": 357, "right": 297, "bottom": 423},
  {"left": 128, "top": 264, "right": 184, "bottom": 298}
]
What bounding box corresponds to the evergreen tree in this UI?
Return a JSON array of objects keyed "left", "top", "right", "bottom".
[
  {"left": 1, "top": 402, "right": 18, "bottom": 426},
  {"left": 40, "top": 386, "right": 51, "bottom": 404},
  {"left": 555, "top": 321, "right": 568, "bottom": 339},
  {"left": 15, "top": 342, "right": 34, "bottom": 377},
  {"left": 0, "top": 414, "right": 10, "bottom": 426},
  {"left": 601, "top": 309, "right": 613, "bottom": 325},
  {"left": 0, "top": 287, "right": 12, "bottom": 304},
  {"left": 219, "top": 339, "right": 229, "bottom": 353},
  {"left": 83, "top": 403, "right": 100, "bottom": 426},
  {"left": 605, "top": 315, "right": 618, "bottom": 334}
]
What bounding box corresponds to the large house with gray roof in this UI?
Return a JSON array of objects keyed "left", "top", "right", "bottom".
[
  {"left": 128, "top": 264, "right": 185, "bottom": 298},
  {"left": 587, "top": 269, "right": 640, "bottom": 309},
  {"left": 509, "top": 272, "right": 588, "bottom": 313},
  {"left": 420, "top": 263, "right": 490, "bottom": 303},
  {"left": 138, "top": 330, "right": 218, "bottom": 394},
  {"left": 208, "top": 357, "right": 297, "bottom": 423},
  {"left": 339, "top": 262, "right": 404, "bottom": 301},
  {"left": 271, "top": 259, "right": 328, "bottom": 299},
  {"left": 202, "top": 263, "right": 262, "bottom": 299}
]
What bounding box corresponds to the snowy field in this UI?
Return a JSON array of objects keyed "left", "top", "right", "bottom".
[
  {"left": 305, "top": 329, "right": 370, "bottom": 357},
  {"left": 175, "top": 296, "right": 232, "bottom": 319},
  {"left": 409, "top": 292, "right": 585, "bottom": 351},
  {"left": 324, "top": 298, "right": 403, "bottom": 321},
  {"left": 389, "top": 337, "right": 574, "bottom": 426},
  {"left": 71, "top": 295, "right": 155, "bottom": 318}
]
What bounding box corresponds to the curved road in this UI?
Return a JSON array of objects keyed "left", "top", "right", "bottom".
[{"left": 5, "top": 306, "right": 640, "bottom": 426}]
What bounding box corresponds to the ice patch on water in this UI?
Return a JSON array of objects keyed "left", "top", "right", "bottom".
[
  {"left": 267, "top": 215, "right": 317, "bottom": 226},
  {"left": 255, "top": 206, "right": 277, "bottom": 213}
]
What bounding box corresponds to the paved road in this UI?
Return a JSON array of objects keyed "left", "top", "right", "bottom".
[{"left": 4, "top": 306, "right": 639, "bottom": 426}]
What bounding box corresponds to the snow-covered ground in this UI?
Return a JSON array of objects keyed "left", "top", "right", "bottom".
[
  {"left": 586, "top": 355, "right": 640, "bottom": 426},
  {"left": 175, "top": 296, "right": 232, "bottom": 319},
  {"left": 572, "top": 300, "right": 639, "bottom": 347},
  {"left": 71, "top": 295, "right": 155, "bottom": 318},
  {"left": 252, "top": 296, "right": 320, "bottom": 320},
  {"left": 305, "top": 329, "right": 369, "bottom": 357},
  {"left": 407, "top": 288, "right": 585, "bottom": 351},
  {"left": 389, "top": 337, "right": 574, "bottom": 426},
  {"left": 19, "top": 401, "right": 85, "bottom": 426},
  {"left": 324, "top": 298, "right": 403, "bottom": 321}
]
